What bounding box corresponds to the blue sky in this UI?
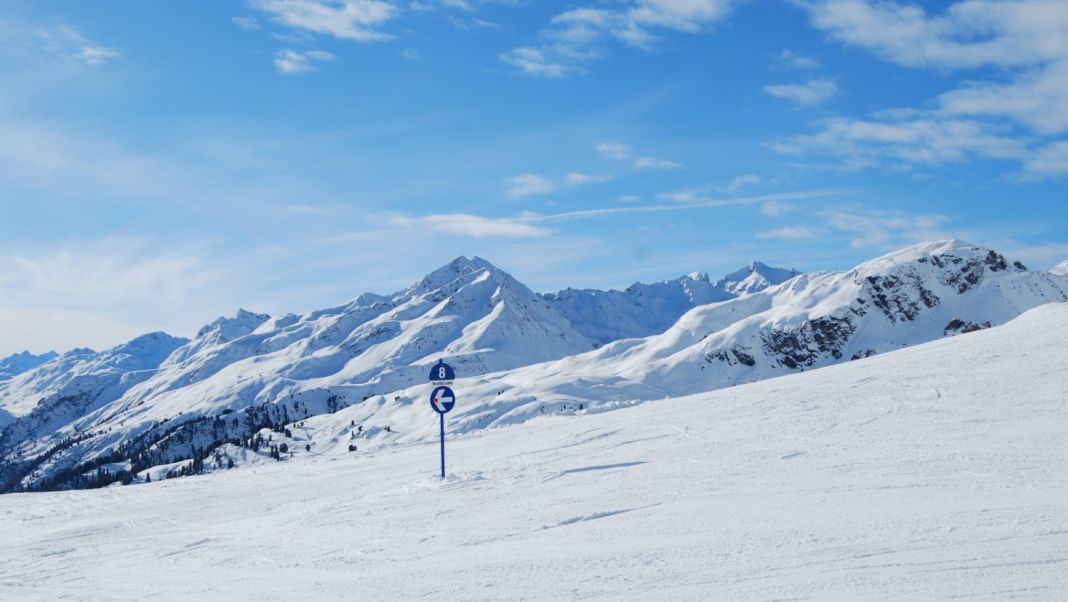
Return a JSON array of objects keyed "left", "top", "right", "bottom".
[{"left": 1, "top": 0, "right": 1067, "bottom": 355}]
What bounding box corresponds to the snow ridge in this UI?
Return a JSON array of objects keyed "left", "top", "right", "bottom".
[
  {"left": 0, "top": 351, "right": 58, "bottom": 382},
  {"left": 542, "top": 260, "right": 800, "bottom": 344}
]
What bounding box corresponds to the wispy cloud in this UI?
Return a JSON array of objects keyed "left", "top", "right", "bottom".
[
  {"left": 634, "top": 156, "right": 684, "bottom": 170},
  {"left": 788, "top": 0, "right": 1068, "bottom": 178},
  {"left": 761, "top": 200, "right": 794, "bottom": 217},
  {"left": 771, "top": 115, "right": 1030, "bottom": 170},
  {"left": 501, "top": 0, "right": 741, "bottom": 76},
  {"left": 389, "top": 213, "right": 552, "bottom": 238},
  {"left": 505, "top": 173, "right": 556, "bottom": 198},
  {"left": 37, "top": 25, "right": 120, "bottom": 66},
  {"left": 727, "top": 174, "right": 761, "bottom": 193},
  {"left": 765, "top": 79, "right": 837, "bottom": 107},
  {"left": 596, "top": 142, "right": 631, "bottom": 160},
  {"left": 776, "top": 49, "right": 819, "bottom": 69},
  {"left": 564, "top": 172, "right": 613, "bottom": 186},
  {"left": 1023, "top": 141, "right": 1068, "bottom": 177},
  {"left": 499, "top": 47, "right": 568, "bottom": 78},
  {"left": 252, "top": 0, "right": 400, "bottom": 42},
  {"left": 274, "top": 49, "right": 336, "bottom": 74},
  {"left": 0, "top": 239, "right": 233, "bottom": 353},
  {"left": 232, "top": 16, "right": 262, "bottom": 30},
  {"left": 523, "top": 189, "right": 844, "bottom": 222},
  {"left": 820, "top": 206, "right": 952, "bottom": 248},
  {"left": 755, "top": 226, "right": 818, "bottom": 240}
]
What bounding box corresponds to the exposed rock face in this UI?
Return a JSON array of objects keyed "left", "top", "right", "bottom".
[
  {"left": 944, "top": 319, "right": 992, "bottom": 336},
  {"left": 761, "top": 315, "right": 858, "bottom": 369}
]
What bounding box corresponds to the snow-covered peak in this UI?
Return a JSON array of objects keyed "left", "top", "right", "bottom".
[
  {"left": 102, "top": 332, "right": 189, "bottom": 371},
  {"left": 860, "top": 240, "right": 1011, "bottom": 272},
  {"left": 1052, "top": 259, "right": 1068, "bottom": 277},
  {"left": 0, "top": 351, "right": 59, "bottom": 381},
  {"left": 715, "top": 260, "right": 801, "bottom": 296},
  {"left": 686, "top": 271, "right": 710, "bottom": 283},
  {"left": 196, "top": 308, "right": 271, "bottom": 341},
  {"left": 413, "top": 256, "right": 498, "bottom": 292}
]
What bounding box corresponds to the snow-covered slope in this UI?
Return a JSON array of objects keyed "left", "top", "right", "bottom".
[
  {"left": 0, "top": 351, "right": 58, "bottom": 382},
  {"left": 0, "top": 256, "right": 593, "bottom": 492},
  {"left": 1052, "top": 259, "right": 1068, "bottom": 277},
  {"left": 3, "top": 302, "right": 1066, "bottom": 600},
  {"left": 542, "top": 260, "right": 799, "bottom": 344}
]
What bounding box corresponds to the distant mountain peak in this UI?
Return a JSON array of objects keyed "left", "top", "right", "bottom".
[
  {"left": 1052, "top": 259, "right": 1068, "bottom": 277},
  {"left": 686, "top": 271, "right": 710, "bottom": 283},
  {"left": 0, "top": 350, "right": 59, "bottom": 381},
  {"left": 414, "top": 256, "right": 503, "bottom": 293},
  {"left": 716, "top": 260, "right": 801, "bottom": 296}
]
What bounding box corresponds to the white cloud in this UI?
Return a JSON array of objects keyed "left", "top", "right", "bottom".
[
  {"left": 790, "top": 0, "right": 1068, "bottom": 176},
  {"left": 797, "top": 0, "right": 1068, "bottom": 70},
  {"left": 596, "top": 142, "right": 631, "bottom": 160},
  {"left": 634, "top": 156, "right": 684, "bottom": 170},
  {"left": 400, "top": 47, "right": 421, "bottom": 60},
  {"left": 764, "top": 79, "right": 837, "bottom": 107},
  {"left": 233, "top": 16, "right": 262, "bottom": 30},
  {"left": 505, "top": 173, "right": 556, "bottom": 198},
  {"left": 617, "top": 194, "right": 641, "bottom": 203},
  {"left": 656, "top": 189, "right": 698, "bottom": 203},
  {"left": 388, "top": 213, "right": 552, "bottom": 238},
  {"left": 772, "top": 116, "right": 1029, "bottom": 168},
  {"left": 252, "top": 0, "right": 400, "bottom": 42},
  {"left": 524, "top": 189, "right": 842, "bottom": 221},
  {"left": 0, "top": 239, "right": 232, "bottom": 354},
  {"left": 1022, "top": 141, "right": 1068, "bottom": 176},
  {"left": 37, "top": 25, "right": 120, "bottom": 66},
  {"left": 936, "top": 60, "right": 1068, "bottom": 136},
  {"left": 820, "top": 207, "right": 952, "bottom": 248},
  {"left": 761, "top": 200, "right": 793, "bottom": 217},
  {"left": 274, "top": 48, "right": 337, "bottom": 74},
  {"left": 755, "top": 226, "right": 818, "bottom": 240},
  {"left": 777, "top": 49, "right": 819, "bottom": 69},
  {"left": 564, "top": 172, "right": 612, "bottom": 186},
  {"left": 727, "top": 174, "right": 761, "bottom": 192},
  {"left": 499, "top": 47, "right": 568, "bottom": 78},
  {"left": 501, "top": 0, "right": 740, "bottom": 76}
]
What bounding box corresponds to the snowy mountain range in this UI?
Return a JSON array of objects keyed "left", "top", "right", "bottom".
[
  {"left": 541, "top": 261, "right": 800, "bottom": 344},
  {"left": 0, "top": 351, "right": 59, "bottom": 382},
  {"left": 1, "top": 241, "right": 1065, "bottom": 493}
]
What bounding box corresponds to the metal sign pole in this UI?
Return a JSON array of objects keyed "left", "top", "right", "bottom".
[{"left": 429, "top": 359, "right": 456, "bottom": 479}]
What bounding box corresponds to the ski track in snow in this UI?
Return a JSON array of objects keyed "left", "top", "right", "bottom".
[{"left": 1, "top": 304, "right": 1067, "bottom": 600}]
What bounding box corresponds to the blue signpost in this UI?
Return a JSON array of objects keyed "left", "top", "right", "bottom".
[{"left": 428, "top": 360, "right": 456, "bottom": 478}]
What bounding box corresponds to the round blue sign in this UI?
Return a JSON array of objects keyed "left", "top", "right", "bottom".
[
  {"left": 428, "top": 360, "right": 455, "bottom": 382},
  {"left": 429, "top": 386, "right": 456, "bottom": 414}
]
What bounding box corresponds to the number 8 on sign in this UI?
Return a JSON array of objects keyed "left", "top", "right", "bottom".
[{"left": 428, "top": 360, "right": 455, "bottom": 383}]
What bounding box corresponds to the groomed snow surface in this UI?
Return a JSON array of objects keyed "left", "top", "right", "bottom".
[{"left": 2, "top": 303, "right": 1066, "bottom": 600}]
